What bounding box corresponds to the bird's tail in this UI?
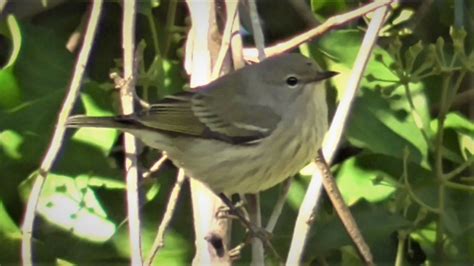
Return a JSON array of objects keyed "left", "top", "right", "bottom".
[{"left": 66, "top": 115, "right": 140, "bottom": 130}]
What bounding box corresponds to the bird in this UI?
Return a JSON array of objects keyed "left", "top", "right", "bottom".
[{"left": 66, "top": 53, "right": 337, "bottom": 195}]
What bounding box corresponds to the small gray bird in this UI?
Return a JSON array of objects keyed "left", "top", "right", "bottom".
[{"left": 67, "top": 53, "right": 336, "bottom": 195}]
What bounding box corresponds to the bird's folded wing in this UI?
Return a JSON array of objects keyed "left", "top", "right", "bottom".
[
  {"left": 136, "top": 91, "right": 281, "bottom": 143},
  {"left": 136, "top": 93, "right": 206, "bottom": 136},
  {"left": 191, "top": 93, "right": 280, "bottom": 138}
]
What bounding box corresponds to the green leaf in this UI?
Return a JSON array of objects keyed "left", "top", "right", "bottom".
[
  {"left": 0, "top": 200, "right": 21, "bottom": 238},
  {"left": 307, "top": 201, "right": 410, "bottom": 263},
  {"left": 72, "top": 81, "right": 119, "bottom": 152},
  {"left": 0, "top": 17, "right": 23, "bottom": 109},
  {"left": 0, "top": 15, "right": 22, "bottom": 69},
  {"left": 0, "top": 90, "right": 65, "bottom": 202},
  {"left": 311, "top": 30, "right": 431, "bottom": 166},
  {"left": 347, "top": 89, "right": 429, "bottom": 166},
  {"left": 341, "top": 246, "right": 365, "bottom": 266},
  {"left": 0, "top": 20, "right": 75, "bottom": 192},
  {"left": 410, "top": 222, "right": 436, "bottom": 259},
  {"left": 20, "top": 173, "right": 117, "bottom": 242},
  {"left": 334, "top": 154, "right": 397, "bottom": 205},
  {"left": 431, "top": 112, "right": 474, "bottom": 160},
  {"left": 12, "top": 23, "right": 73, "bottom": 102},
  {"left": 0, "top": 68, "right": 21, "bottom": 109}
]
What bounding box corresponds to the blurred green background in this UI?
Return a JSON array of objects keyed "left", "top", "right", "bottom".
[{"left": 0, "top": 0, "right": 473, "bottom": 265}]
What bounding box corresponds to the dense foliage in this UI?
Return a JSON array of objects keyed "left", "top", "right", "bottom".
[{"left": 0, "top": 0, "right": 472, "bottom": 265}]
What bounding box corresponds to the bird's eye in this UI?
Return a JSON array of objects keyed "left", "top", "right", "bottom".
[{"left": 286, "top": 76, "right": 299, "bottom": 87}]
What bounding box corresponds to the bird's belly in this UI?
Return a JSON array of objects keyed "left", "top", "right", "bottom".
[{"left": 168, "top": 121, "right": 322, "bottom": 195}]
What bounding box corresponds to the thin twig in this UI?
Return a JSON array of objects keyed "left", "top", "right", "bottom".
[
  {"left": 318, "top": 151, "right": 374, "bottom": 265},
  {"left": 66, "top": 10, "right": 89, "bottom": 52},
  {"left": 121, "top": 0, "right": 143, "bottom": 264},
  {"left": 247, "top": 0, "right": 266, "bottom": 60},
  {"left": 246, "top": 194, "right": 265, "bottom": 265},
  {"left": 145, "top": 170, "right": 186, "bottom": 265},
  {"left": 286, "top": 166, "right": 325, "bottom": 264},
  {"left": 0, "top": 0, "right": 8, "bottom": 14},
  {"left": 230, "top": 2, "right": 245, "bottom": 70},
  {"left": 444, "top": 156, "right": 474, "bottom": 180},
  {"left": 143, "top": 153, "right": 168, "bottom": 179},
  {"left": 21, "top": 1, "right": 103, "bottom": 265},
  {"left": 287, "top": 4, "right": 391, "bottom": 264},
  {"left": 322, "top": 5, "right": 390, "bottom": 162},
  {"left": 265, "top": 178, "right": 292, "bottom": 233},
  {"left": 243, "top": 0, "right": 392, "bottom": 61},
  {"left": 211, "top": 0, "right": 238, "bottom": 80},
  {"left": 163, "top": 0, "right": 178, "bottom": 57}
]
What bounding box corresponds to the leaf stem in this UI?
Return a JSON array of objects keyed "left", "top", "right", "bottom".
[
  {"left": 163, "top": 0, "right": 178, "bottom": 57},
  {"left": 402, "top": 149, "right": 440, "bottom": 213},
  {"left": 395, "top": 231, "right": 407, "bottom": 266},
  {"left": 146, "top": 10, "right": 161, "bottom": 55},
  {"left": 444, "top": 181, "right": 474, "bottom": 192},
  {"left": 444, "top": 156, "right": 474, "bottom": 180}
]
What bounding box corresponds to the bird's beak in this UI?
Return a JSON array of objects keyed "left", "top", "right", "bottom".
[{"left": 313, "top": 71, "right": 339, "bottom": 81}]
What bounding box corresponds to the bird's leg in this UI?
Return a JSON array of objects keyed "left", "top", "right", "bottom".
[
  {"left": 217, "top": 193, "right": 281, "bottom": 261},
  {"left": 215, "top": 196, "right": 247, "bottom": 220}
]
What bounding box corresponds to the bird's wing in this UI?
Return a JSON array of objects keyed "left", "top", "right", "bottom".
[
  {"left": 136, "top": 92, "right": 207, "bottom": 136},
  {"left": 191, "top": 79, "right": 281, "bottom": 140},
  {"left": 136, "top": 89, "right": 281, "bottom": 143}
]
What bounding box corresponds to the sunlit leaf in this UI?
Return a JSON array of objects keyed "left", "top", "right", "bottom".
[
  {"left": 334, "top": 155, "right": 397, "bottom": 205},
  {"left": 35, "top": 173, "right": 116, "bottom": 242}
]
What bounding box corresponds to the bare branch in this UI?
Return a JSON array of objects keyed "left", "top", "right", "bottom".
[
  {"left": 66, "top": 9, "right": 89, "bottom": 52},
  {"left": 121, "top": 0, "right": 143, "bottom": 264},
  {"left": 247, "top": 0, "right": 266, "bottom": 60},
  {"left": 145, "top": 170, "right": 186, "bottom": 265},
  {"left": 246, "top": 194, "right": 265, "bottom": 265},
  {"left": 211, "top": 0, "right": 238, "bottom": 80},
  {"left": 230, "top": 1, "right": 245, "bottom": 70},
  {"left": 243, "top": 0, "right": 392, "bottom": 60},
  {"left": 21, "top": 1, "right": 104, "bottom": 264},
  {"left": 318, "top": 151, "right": 374, "bottom": 265},
  {"left": 143, "top": 153, "right": 168, "bottom": 179},
  {"left": 287, "top": 4, "right": 391, "bottom": 264},
  {"left": 265, "top": 178, "right": 292, "bottom": 233}
]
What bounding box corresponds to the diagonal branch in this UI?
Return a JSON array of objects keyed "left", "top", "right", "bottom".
[
  {"left": 21, "top": 1, "right": 104, "bottom": 265},
  {"left": 145, "top": 169, "right": 186, "bottom": 265},
  {"left": 287, "top": 4, "right": 391, "bottom": 265},
  {"left": 243, "top": 0, "right": 392, "bottom": 60}
]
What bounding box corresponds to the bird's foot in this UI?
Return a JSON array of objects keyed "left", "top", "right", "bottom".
[{"left": 217, "top": 193, "right": 281, "bottom": 262}]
